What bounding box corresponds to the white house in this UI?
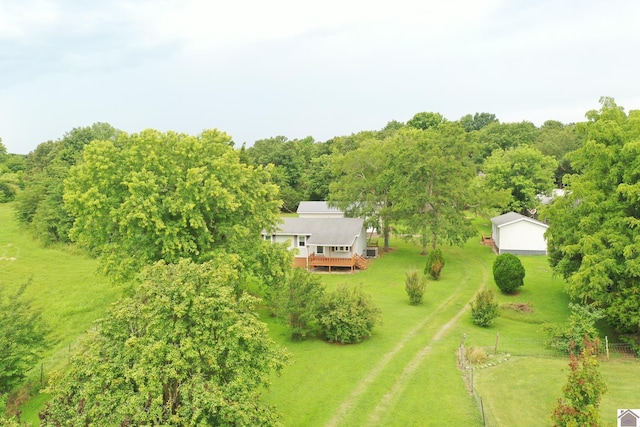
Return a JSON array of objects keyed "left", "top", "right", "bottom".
[
  {"left": 490, "top": 212, "right": 548, "bottom": 255},
  {"left": 263, "top": 217, "right": 368, "bottom": 271},
  {"left": 296, "top": 201, "right": 344, "bottom": 218}
]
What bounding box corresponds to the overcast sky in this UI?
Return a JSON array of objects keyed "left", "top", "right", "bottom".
[{"left": 1, "top": 0, "right": 640, "bottom": 154}]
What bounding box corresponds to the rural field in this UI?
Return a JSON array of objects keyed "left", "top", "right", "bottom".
[{"left": 2, "top": 203, "right": 639, "bottom": 426}]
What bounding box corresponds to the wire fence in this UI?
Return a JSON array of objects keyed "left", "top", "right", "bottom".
[{"left": 456, "top": 333, "right": 638, "bottom": 427}]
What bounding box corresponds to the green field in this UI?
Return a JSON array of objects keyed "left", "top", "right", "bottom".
[
  {"left": 2, "top": 203, "right": 639, "bottom": 426},
  {"left": 0, "top": 204, "right": 124, "bottom": 424}
]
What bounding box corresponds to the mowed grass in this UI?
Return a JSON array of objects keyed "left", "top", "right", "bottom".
[
  {"left": 0, "top": 203, "right": 123, "bottom": 423},
  {"left": 467, "top": 255, "right": 640, "bottom": 427},
  {"left": 262, "top": 238, "right": 493, "bottom": 426},
  {"left": 3, "top": 202, "right": 639, "bottom": 426}
]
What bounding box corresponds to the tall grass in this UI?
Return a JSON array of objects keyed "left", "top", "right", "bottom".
[{"left": 0, "top": 203, "right": 123, "bottom": 423}]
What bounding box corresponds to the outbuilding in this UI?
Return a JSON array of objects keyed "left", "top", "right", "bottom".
[{"left": 490, "top": 212, "right": 548, "bottom": 255}]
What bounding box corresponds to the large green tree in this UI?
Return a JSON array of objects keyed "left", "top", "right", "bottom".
[
  {"left": 329, "top": 135, "right": 396, "bottom": 251},
  {"left": 543, "top": 97, "right": 640, "bottom": 334},
  {"left": 481, "top": 145, "right": 557, "bottom": 214},
  {"left": 245, "top": 136, "right": 316, "bottom": 211},
  {"left": 391, "top": 124, "right": 476, "bottom": 254},
  {"left": 14, "top": 123, "right": 119, "bottom": 243},
  {"left": 535, "top": 120, "right": 582, "bottom": 187},
  {"left": 64, "top": 128, "right": 281, "bottom": 282},
  {"left": 476, "top": 121, "right": 539, "bottom": 159},
  {"left": 40, "top": 259, "right": 290, "bottom": 426}
]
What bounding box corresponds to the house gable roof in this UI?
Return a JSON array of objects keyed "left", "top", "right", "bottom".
[
  {"left": 270, "top": 217, "right": 364, "bottom": 246},
  {"left": 491, "top": 212, "right": 548, "bottom": 229},
  {"left": 296, "top": 201, "right": 343, "bottom": 215}
]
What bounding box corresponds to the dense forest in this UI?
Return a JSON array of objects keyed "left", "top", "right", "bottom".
[{"left": 1, "top": 96, "right": 639, "bottom": 425}]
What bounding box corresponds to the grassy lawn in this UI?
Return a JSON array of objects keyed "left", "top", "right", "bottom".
[
  {"left": 0, "top": 203, "right": 123, "bottom": 423},
  {"left": 468, "top": 255, "right": 640, "bottom": 427},
  {"left": 263, "top": 237, "right": 492, "bottom": 426},
  {"left": 3, "top": 203, "right": 638, "bottom": 426}
]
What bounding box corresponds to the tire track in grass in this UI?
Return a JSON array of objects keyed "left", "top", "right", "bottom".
[
  {"left": 366, "top": 255, "right": 490, "bottom": 425},
  {"left": 325, "top": 250, "right": 488, "bottom": 427},
  {"left": 324, "top": 292, "right": 461, "bottom": 427}
]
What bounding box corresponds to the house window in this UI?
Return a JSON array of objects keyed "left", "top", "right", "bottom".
[
  {"left": 331, "top": 246, "right": 349, "bottom": 252},
  {"left": 317, "top": 246, "right": 324, "bottom": 254},
  {"left": 298, "top": 236, "right": 306, "bottom": 247}
]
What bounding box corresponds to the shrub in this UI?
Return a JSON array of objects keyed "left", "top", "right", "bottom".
[
  {"left": 470, "top": 288, "right": 499, "bottom": 327},
  {"left": 0, "top": 282, "right": 48, "bottom": 397},
  {"left": 424, "top": 248, "right": 445, "bottom": 280},
  {"left": 274, "top": 268, "right": 325, "bottom": 341},
  {"left": 492, "top": 253, "right": 525, "bottom": 294},
  {"left": 552, "top": 338, "right": 607, "bottom": 427},
  {"left": 543, "top": 303, "right": 604, "bottom": 355},
  {"left": 317, "top": 284, "right": 382, "bottom": 344},
  {"left": 405, "top": 269, "right": 427, "bottom": 305}
]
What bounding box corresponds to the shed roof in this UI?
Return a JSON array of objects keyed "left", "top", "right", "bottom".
[
  {"left": 491, "top": 212, "right": 548, "bottom": 228},
  {"left": 296, "top": 201, "right": 343, "bottom": 215},
  {"left": 270, "top": 217, "right": 364, "bottom": 246}
]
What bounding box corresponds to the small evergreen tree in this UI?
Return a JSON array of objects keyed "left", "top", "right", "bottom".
[
  {"left": 424, "top": 248, "right": 445, "bottom": 280},
  {"left": 552, "top": 338, "right": 607, "bottom": 427},
  {"left": 470, "top": 288, "right": 499, "bottom": 327},
  {"left": 317, "top": 284, "right": 382, "bottom": 344},
  {"left": 492, "top": 253, "right": 525, "bottom": 294},
  {"left": 405, "top": 269, "right": 427, "bottom": 305}
]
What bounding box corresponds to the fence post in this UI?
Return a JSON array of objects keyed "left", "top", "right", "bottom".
[
  {"left": 605, "top": 336, "right": 609, "bottom": 360},
  {"left": 480, "top": 396, "right": 486, "bottom": 426},
  {"left": 494, "top": 332, "right": 499, "bottom": 354}
]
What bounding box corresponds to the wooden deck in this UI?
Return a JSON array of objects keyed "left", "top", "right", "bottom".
[{"left": 308, "top": 253, "right": 368, "bottom": 272}]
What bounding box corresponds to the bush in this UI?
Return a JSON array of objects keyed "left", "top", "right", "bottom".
[
  {"left": 552, "top": 338, "right": 607, "bottom": 426},
  {"left": 0, "top": 282, "right": 48, "bottom": 397},
  {"left": 405, "top": 269, "right": 427, "bottom": 305},
  {"left": 543, "top": 303, "right": 604, "bottom": 355},
  {"left": 492, "top": 253, "right": 525, "bottom": 294},
  {"left": 273, "top": 268, "right": 325, "bottom": 341},
  {"left": 465, "top": 346, "right": 488, "bottom": 365},
  {"left": 470, "top": 288, "right": 499, "bottom": 327},
  {"left": 424, "top": 248, "right": 445, "bottom": 280},
  {"left": 317, "top": 284, "right": 382, "bottom": 344}
]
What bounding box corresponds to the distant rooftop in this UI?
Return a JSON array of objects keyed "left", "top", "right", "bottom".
[{"left": 297, "top": 201, "right": 343, "bottom": 214}]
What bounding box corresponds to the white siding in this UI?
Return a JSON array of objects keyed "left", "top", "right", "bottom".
[
  {"left": 495, "top": 221, "right": 547, "bottom": 255},
  {"left": 354, "top": 224, "right": 367, "bottom": 256}
]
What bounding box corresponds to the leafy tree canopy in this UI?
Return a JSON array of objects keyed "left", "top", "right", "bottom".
[
  {"left": 14, "top": 123, "right": 119, "bottom": 243},
  {"left": 329, "top": 135, "right": 396, "bottom": 250},
  {"left": 481, "top": 145, "right": 557, "bottom": 214},
  {"left": 406, "top": 111, "right": 445, "bottom": 130},
  {"left": 542, "top": 97, "right": 640, "bottom": 333},
  {"left": 391, "top": 124, "right": 477, "bottom": 253},
  {"left": 459, "top": 112, "right": 498, "bottom": 132},
  {"left": 477, "top": 121, "right": 539, "bottom": 159},
  {"left": 40, "top": 258, "right": 290, "bottom": 426},
  {"left": 64, "top": 128, "right": 281, "bottom": 282}
]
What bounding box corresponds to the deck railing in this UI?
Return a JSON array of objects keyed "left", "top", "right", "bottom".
[{"left": 308, "top": 253, "right": 368, "bottom": 271}]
